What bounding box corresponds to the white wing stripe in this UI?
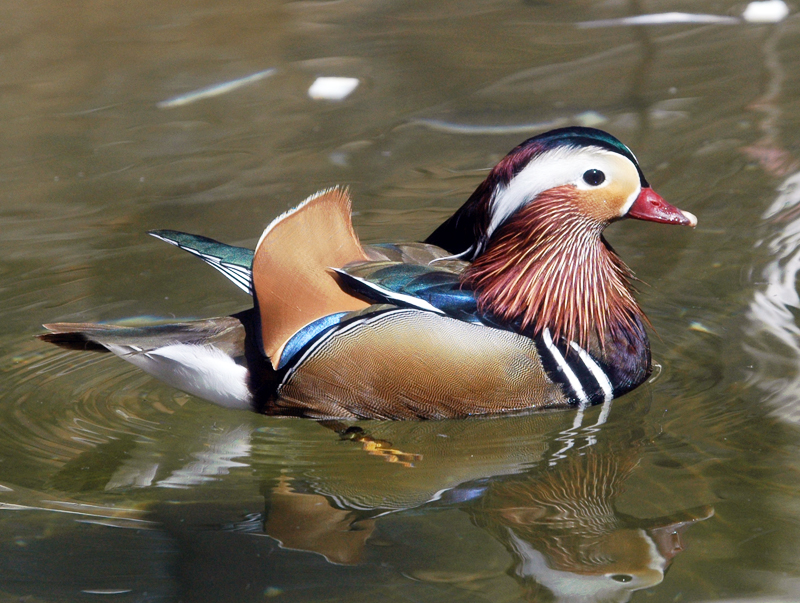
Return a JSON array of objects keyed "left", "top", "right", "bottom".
[
  {"left": 151, "top": 232, "right": 254, "bottom": 294},
  {"left": 176, "top": 248, "right": 252, "bottom": 294},
  {"left": 206, "top": 263, "right": 252, "bottom": 294},
  {"left": 331, "top": 269, "right": 445, "bottom": 314}
]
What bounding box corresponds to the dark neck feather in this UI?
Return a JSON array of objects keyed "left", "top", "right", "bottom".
[
  {"left": 463, "top": 187, "right": 647, "bottom": 350},
  {"left": 423, "top": 178, "right": 492, "bottom": 256},
  {"left": 424, "top": 142, "right": 545, "bottom": 256}
]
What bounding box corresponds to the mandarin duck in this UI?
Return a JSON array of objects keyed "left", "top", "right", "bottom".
[{"left": 40, "top": 127, "right": 696, "bottom": 419}]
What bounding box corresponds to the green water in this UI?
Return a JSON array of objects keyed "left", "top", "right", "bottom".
[{"left": 2, "top": 1, "right": 800, "bottom": 601}]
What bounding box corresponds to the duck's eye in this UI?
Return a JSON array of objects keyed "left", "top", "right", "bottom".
[{"left": 583, "top": 169, "right": 605, "bottom": 186}]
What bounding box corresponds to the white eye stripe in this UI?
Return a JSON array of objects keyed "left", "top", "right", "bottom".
[{"left": 487, "top": 147, "right": 640, "bottom": 237}]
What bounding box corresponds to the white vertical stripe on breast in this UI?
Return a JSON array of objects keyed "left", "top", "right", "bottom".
[
  {"left": 569, "top": 341, "right": 614, "bottom": 403},
  {"left": 542, "top": 328, "right": 589, "bottom": 407}
]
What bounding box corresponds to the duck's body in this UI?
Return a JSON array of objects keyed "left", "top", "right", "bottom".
[{"left": 40, "top": 127, "right": 696, "bottom": 419}]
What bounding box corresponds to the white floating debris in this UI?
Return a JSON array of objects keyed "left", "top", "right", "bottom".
[
  {"left": 157, "top": 68, "right": 276, "bottom": 109},
  {"left": 743, "top": 0, "right": 789, "bottom": 22},
  {"left": 407, "top": 117, "right": 568, "bottom": 135},
  {"left": 577, "top": 12, "right": 740, "bottom": 28},
  {"left": 308, "top": 77, "right": 359, "bottom": 101},
  {"left": 574, "top": 111, "right": 608, "bottom": 128}
]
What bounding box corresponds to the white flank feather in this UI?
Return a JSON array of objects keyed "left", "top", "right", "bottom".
[{"left": 107, "top": 344, "right": 252, "bottom": 410}]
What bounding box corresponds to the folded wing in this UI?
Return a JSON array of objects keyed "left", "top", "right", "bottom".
[{"left": 253, "top": 188, "right": 371, "bottom": 366}]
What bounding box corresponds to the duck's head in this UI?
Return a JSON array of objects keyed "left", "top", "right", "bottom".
[
  {"left": 426, "top": 126, "right": 696, "bottom": 258},
  {"left": 426, "top": 127, "right": 696, "bottom": 348}
]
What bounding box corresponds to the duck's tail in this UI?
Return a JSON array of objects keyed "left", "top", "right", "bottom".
[
  {"left": 38, "top": 323, "right": 113, "bottom": 352},
  {"left": 37, "top": 316, "right": 259, "bottom": 410}
]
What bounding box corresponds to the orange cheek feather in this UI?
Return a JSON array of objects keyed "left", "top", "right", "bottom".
[{"left": 580, "top": 182, "right": 633, "bottom": 223}]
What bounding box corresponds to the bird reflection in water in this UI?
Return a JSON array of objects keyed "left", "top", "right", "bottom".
[
  {"left": 261, "top": 409, "right": 712, "bottom": 602},
  {"left": 467, "top": 444, "right": 711, "bottom": 602}
]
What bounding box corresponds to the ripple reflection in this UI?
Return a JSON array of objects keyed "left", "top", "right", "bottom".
[{"left": 0, "top": 341, "right": 186, "bottom": 487}]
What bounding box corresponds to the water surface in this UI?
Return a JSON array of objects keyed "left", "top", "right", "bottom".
[{"left": 2, "top": 1, "right": 800, "bottom": 601}]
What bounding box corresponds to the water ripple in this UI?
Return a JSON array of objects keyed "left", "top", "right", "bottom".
[{"left": 0, "top": 341, "right": 183, "bottom": 487}]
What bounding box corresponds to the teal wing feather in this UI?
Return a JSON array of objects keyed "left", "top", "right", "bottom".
[
  {"left": 335, "top": 260, "right": 480, "bottom": 322},
  {"left": 149, "top": 230, "right": 254, "bottom": 294},
  {"left": 148, "top": 232, "right": 479, "bottom": 319}
]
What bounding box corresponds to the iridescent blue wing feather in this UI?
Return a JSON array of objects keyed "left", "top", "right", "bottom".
[
  {"left": 335, "top": 261, "right": 480, "bottom": 322},
  {"left": 149, "top": 230, "right": 254, "bottom": 294},
  {"left": 148, "top": 231, "right": 480, "bottom": 320}
]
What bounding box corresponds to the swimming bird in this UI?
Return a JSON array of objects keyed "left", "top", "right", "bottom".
[{"left": 39, "top": 127, "right": 696, "bottom": 419}]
